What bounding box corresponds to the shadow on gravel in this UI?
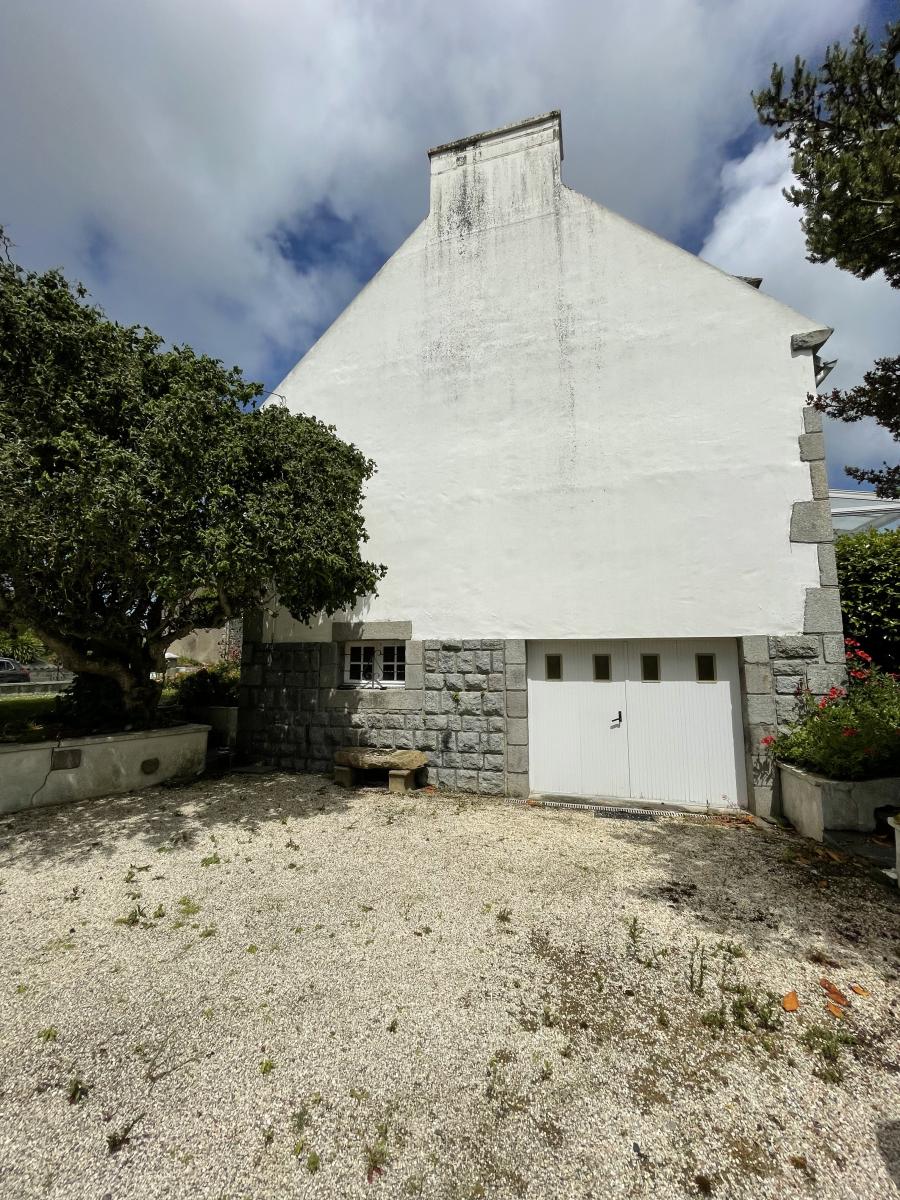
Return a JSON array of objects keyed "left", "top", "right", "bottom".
[
  {"left": 878, "top": 1121, "right": 900, "bottom": 1187},
  {"left": 603, "top": 816, "right": 900, "bottom": 979},
  {"left": 0, "top": 770, "right": 351, "bottom": 869}
]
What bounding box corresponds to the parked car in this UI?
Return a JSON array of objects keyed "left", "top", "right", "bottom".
[{"left": 0, "top": 658, "right": 30, "bottom": 683}]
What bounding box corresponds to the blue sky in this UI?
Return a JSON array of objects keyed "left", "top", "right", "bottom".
[{"left": 1, "top": 0, "right": 897, "bottom": 486}]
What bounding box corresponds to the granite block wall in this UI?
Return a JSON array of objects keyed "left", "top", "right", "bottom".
[{"left": 237, "top": 637, "right": 529, "bottom": 796}]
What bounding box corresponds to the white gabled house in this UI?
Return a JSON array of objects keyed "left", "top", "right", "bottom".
[{"left": 239, "top": 111, "right": 844, "bottom": 816}]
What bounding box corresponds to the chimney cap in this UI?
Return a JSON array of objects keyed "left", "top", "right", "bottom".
[{"left": 427, "top": 110, "right": 562, "bottom": 161}]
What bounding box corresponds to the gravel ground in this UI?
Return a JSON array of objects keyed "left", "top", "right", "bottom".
[{"left": 0, "top": 773, "right": 898, "bottom": 1200}]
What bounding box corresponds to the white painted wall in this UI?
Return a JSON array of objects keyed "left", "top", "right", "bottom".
[{"left": 273, "top": 112, "right": 823, "bottom": 641}]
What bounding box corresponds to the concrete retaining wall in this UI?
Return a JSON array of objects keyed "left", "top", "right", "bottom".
[{"left": 0, "top": 724, "right": 209, "bottom": 815}]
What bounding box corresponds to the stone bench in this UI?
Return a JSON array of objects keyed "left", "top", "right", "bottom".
[{"left": 333, "top": 748, "right": 428, "bottom": 793}]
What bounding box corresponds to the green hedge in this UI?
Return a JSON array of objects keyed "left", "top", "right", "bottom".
[
  {"left": 836, "top": 528, "right": 900, "bottom": 674},
  {"left": 169, "top": 661, "right": 240, "bottom": 710}
]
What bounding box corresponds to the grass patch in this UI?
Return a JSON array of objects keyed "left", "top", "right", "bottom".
[
  {"left": 802, "top": 1023, "right": 858, "bottom": 1083},
  {"left": 176, "top": 896, "right": 201, "bottom": 916},
  {"left": 0, "top": 694, "right": 60, "bottom": 742},
  {"left": 201, "top": 852, "right": 221, "bottom": 867},
  {"left": 259, "top": 1058, "right": 275, "bottom": 1075}
]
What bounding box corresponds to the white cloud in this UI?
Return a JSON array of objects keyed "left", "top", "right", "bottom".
[
  {"left": 701, "top": 136, "right": 900, "bottom": 487},
  {"left": 0, "top": 0, "right": 874, "bottom": 389}
]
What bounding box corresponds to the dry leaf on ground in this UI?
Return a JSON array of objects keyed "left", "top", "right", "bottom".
[
  {"left": 826, "top": 1002, "right": 846, "bottom": 1019},
  {"left": 782, "top": 991, "right": 799, "bottom": 1012},
  {"left": 850, "top": 982, "right": 870, "bottom": 997}
]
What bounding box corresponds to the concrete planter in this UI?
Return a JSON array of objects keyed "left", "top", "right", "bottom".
[
  {"left": 889, "top": 816, "right": 900, "bottom": 887},
  {"left": 197, "top": 705, "right": 238, "bottom": 748},
  {"left": 779, "top": 761, "right": 900, "bottom": 842},
  {"left": 0, "top": 723, "right": 209, "bottom": 815}
]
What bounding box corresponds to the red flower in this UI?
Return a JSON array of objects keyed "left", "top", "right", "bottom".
[
  {"left": 760, "top": 735, "right": 776, "bottom": 748},
  {"left": 849, "top": 668, "right": 869, "bottom": 680},
  {"left": 827, "top": 686, "right": 845, "bottom": 698},
  {"left": 841, "top": 727, "right": 858, "bottom": 738},
  {"left": 818, "top": 697, "right": 829, "bottom": 709},
  {"left": 844, "top": 637, "right": 859, "bottom": 647}
]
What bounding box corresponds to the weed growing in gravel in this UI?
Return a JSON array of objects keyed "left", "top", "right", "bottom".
[
  {"left": 286, "top": 838, "right": 300, "bottom": 850},
  {"left": 177, "top": 896, "right": 201, "bottom": 916},
  {"left": 259, "top": 1058, "right": 275, "bottom": 1074},
  {"left": 201, "top": 852, "right": 221, "bottom": 867},
  {"left": 114, "top": 906, "right": 146, "bottom": 927},
  {"left": 387, "top": 1017, "right": 399, "bottom": 1033},
  {"left": 262, "top": 1127, "right": 274, "bottom": 1148},
  {"left": 496, "top": 907, "right": 512, "bottom": 925},
  {"left": 349, "top": 1086, "right": 370, "bottom": 1101},
  {"left": 124, "top": 868, "right": 136, "bottom": 884},
  {"left": 199, "top": 926, "right": 216, "bottom": 938},
  {"left": 202, "top": 1007, "right": 214, "bottom": 1019},
  {"left": 38, "top": 1027, "right": 57, "bottom": 1042},
  {"left": 45, "top": 936, "right": 76, "bottom": 951},
  {"left": 802, "top": 1023, "right": 858, "bottom": 1083},
  {"left": 539, "top": 1060, "right": 553, "bottom": 1081},
  {"left": 107, "top": 1113, "right": 143, "bottom": 1154},
  {"left": 687, "top": 939, "right": 709, "bottom": 995},
  {"left": 625, "top": 916, "right": 668, "bottom": 968},
  {"left": 67, "top": 1076, "right": 89, "bottom": 1104},
  {"left": 306, "top": 1150, "right": 320, "bottom": 1173},
  {"left": 64, "top": 885, "right": 82, "bottom": 902},
  {"left": 152, "top": 905, "right": 166, "bottom": 919},
  {"left": 247, "top": 944, "right": 258, "bottom": 954},
  {"left": 365, "top": 1118, "right": 392, "bottom": 1181},
  {"left": 717, "top": 940, "right": 745, "bottom": 959},
  {"left": 15, "top": 983, "right": 27, "bottom": 994}
]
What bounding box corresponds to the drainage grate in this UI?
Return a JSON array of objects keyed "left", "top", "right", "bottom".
[{"left": 592, "top": 807, "right": 657, "bottom": 822}]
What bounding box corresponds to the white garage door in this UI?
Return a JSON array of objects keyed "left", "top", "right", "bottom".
[{"left": 527, "top": 639, "right": 746, "bottom": 809}]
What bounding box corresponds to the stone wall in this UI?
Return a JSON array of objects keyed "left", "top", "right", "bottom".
[
  {"left": 738, "top": 405, "right": 847, "bottom": 818},
  {"left": 237, "top": 637, "right": 529, "bottom": 796}
]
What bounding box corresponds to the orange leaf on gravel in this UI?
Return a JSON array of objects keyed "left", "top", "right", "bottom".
[
  {"left": 826, "top": 1002, "right": 845, "bottom": 1019},
  {"left": 850, "top": 983, "right": 869, "bottom": 997},
  {"left": 782, "top": 991, "right": 799, "bottom": 1012}
]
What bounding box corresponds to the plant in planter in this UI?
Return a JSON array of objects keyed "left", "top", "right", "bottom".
[
  {"left": 767, "top": 641, "right": 900, "bottom": 782},
  {"left": 764, "top": 640, "right": 900, "bottom": 844}
]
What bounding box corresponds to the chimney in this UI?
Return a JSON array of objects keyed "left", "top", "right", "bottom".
[{"left": 427, "top": 111, "right": 563, "bottom": 239}]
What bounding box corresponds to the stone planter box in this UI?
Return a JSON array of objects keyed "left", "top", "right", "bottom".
[
  {"left": 196, "top": 705, "right": 238, "bottom": 749},
  {"left": 779, "top": 761, "right": 900, "bottom": 842},
  {"left": 889, "top": 816, "right": 900, "bottom": 887},
  {"left": 0, "top": 723, "right": 209, "bottom": 815}
]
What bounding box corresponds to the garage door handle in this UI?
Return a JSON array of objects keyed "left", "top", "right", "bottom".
[{"left": 613, "top": 710, "right": 622, "bottom": 726}]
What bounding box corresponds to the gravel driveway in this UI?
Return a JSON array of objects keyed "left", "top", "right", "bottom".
[{"left": 0, "top": 773, "right": 898, "bottom": 1200}]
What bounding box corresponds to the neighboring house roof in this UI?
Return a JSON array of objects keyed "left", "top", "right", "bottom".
[{"left": 830, "top": 488, "right": 900, "bottom": 533}]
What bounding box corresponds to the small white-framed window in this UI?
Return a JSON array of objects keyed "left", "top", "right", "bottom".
[{"left": 344, "top": 642, "right": 405, "bottom": 687}]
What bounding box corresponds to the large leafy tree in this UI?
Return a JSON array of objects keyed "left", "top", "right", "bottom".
[
  {"left": 754, "top": 19, "right": 900, "bottom": 496},
  {"left": 0, "top": 232, "right": 383, "bottom": 723}
]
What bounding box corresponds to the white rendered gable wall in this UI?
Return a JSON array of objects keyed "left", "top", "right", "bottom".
[{"left": 271, "top": 113, "right": 824, "bottom": 642}]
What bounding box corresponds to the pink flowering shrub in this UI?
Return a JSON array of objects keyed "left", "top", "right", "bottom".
[{"left": 765, "top": 640, "right": 900, "bottom": 780}]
